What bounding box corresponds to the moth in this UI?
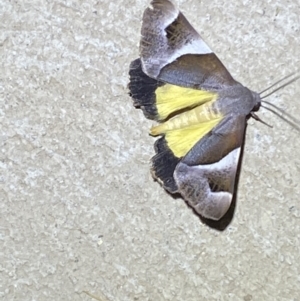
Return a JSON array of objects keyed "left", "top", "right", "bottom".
[{"left": 128, "top": 0, "right": 299, "bottom": 221}]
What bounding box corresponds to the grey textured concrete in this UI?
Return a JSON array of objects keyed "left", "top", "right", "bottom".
[{"left": 1, "top": 0, "right": 300, "bottom": 301}]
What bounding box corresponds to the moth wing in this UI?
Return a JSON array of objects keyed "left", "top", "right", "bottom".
[
  {"left": 151, "top": 114, "right": 223, "bottom": 192},
  {"left": 153, "top": 115, "right": 246, "bottom": 220},
  {"left": 140, "top": 0, "right": 236, "bottom": 90},
  {"left": 129, "top": 0, "right": 236, "bottom": 121},
  {"left": 129, "top": 59, "right": 218, "bottom": 121}
]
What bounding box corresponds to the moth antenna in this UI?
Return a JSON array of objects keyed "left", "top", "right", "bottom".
[
  {"left": 261, "top": 100, "right": 300, "bottom": 125},
  {"left": 258, "top": 71, "right": 300, "bottom": 131},
  {"left": 250, "top": 112, "right": 273, "bottom": 128},
  {"left": 260, "top": 104, "right": 300, "bottom": 132},
  {"left": 259, "top": 72, "right": 298, "bottom": 95},
  {"left": 260, "top": 73, "right": 300, "bottom": 99}
]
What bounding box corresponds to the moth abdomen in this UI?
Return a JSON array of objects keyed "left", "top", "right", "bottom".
[{"left": 150, "top": 99, "right": 222, "bottom": 136}]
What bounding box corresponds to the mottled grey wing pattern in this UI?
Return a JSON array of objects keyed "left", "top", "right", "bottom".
[
  {"left": 174, "top": 115, "right": 246, "bottom": 220},
  {"left": 140, "top": 0, "right": 236, "bottom": 90}
]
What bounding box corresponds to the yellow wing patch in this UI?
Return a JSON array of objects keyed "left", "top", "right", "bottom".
[
  {"left": 152, "top": 84, "right": 223, "bottom": 158},
  {"left": 164, "top": 117, "right": 223, "bottom": 158},
  {"left": 155, "top": 84, "right": 217, "bottom": 120}
]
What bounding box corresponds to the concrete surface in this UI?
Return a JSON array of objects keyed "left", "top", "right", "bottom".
[{"left": 1, "top": 0, "right": 300, "bottom": 300}]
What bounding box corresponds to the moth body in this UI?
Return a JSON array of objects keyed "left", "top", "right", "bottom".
[{"left": 150, "top": 97, "right": 220, "bottom": 135}]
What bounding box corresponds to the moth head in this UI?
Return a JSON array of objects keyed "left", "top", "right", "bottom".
[{"left": 251, "top": 91, "right": 261, "bottom": 113}]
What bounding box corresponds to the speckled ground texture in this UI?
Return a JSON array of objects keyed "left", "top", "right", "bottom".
[{"left": 1, "top": 0, "right": 300, "bottom": 300}]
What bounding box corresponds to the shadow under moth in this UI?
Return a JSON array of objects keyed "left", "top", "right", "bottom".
[{"left": 128, "top": 0, "right": 299, "bottom": 221}]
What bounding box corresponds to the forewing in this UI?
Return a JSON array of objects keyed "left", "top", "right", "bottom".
[
  {"left": 173, "top": 115, "right": 246, "bottom": 220},
  {"left": 140, "top": 0, "right": 236, "bottom": 90},
  {"left": 129, "top": 59, "right": 218, "bottom": 121}
]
